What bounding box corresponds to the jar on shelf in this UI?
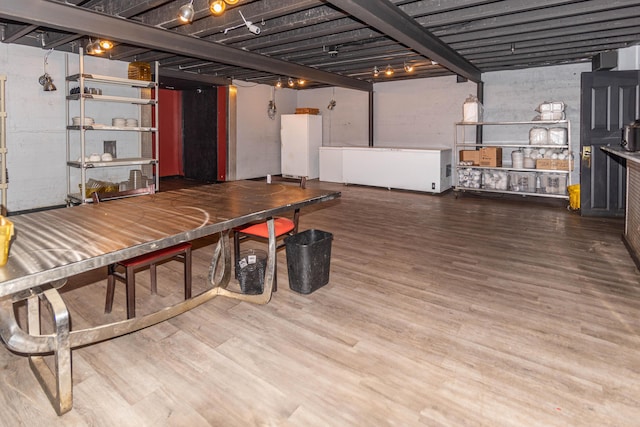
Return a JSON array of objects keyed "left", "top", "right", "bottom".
[{"left": 128, "top": 61, "right": 151, "bottom": 81}]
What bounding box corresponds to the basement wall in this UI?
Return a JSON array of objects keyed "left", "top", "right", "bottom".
[{"left": 2, "top": 42, "right": 591, "bottom": 211}]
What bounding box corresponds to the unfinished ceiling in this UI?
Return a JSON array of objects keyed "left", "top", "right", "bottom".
[{"left": 1, "top": 0, "right": 640, "bottom": 90}]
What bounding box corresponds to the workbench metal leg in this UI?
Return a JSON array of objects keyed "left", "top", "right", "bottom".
[{"left": 27, "top": 288, "right": 73, "bottom": 415}]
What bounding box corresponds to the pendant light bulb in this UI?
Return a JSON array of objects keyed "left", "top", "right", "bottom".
[
  {"left": 275, "top": 77, "right": 282, "bottom": 88},
  {"left": 209, "top": 0, "right": 226, "bottom": 16},
  {"left": 403, "top": 61, "right": 414, "bottom": 73},
  {"left": 385, "top": 64, "right": 394, "bottom": 76},
  {"left": 287, "top": 77, "right": 294, "bottom": 87},
  {"left": 178, "top": 1, "right": 195, "bottom": 23},
  {"left": 373, "top": 66, "right": 380, "bottom": 77},
  {"left": 99, "top": 39, "right": 114, "bottom": 50}
]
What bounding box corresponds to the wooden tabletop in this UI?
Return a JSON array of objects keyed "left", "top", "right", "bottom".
[{"left": 0, "top": 181, "right": 341, "bottom": 298}]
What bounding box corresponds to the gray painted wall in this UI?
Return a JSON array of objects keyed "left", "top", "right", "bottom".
[{"left": 2, "top": 42, "right": 591, "bottom": 211}]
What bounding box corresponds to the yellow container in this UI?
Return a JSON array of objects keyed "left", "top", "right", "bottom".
[
  {"left": 568, "top": 184, "right": 580, "bottom": 211},
  {"left": 0, "top": 216, "right": 14, "bottom": 267}
]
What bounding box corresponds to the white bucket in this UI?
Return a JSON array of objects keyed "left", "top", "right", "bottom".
[{"left": 511, "top": 150, "right": 524, "bottom": 169}]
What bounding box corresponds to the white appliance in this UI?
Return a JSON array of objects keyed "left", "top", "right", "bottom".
[
  {"left": 281, "top": 114, "right": 322, "bottom": 179},
  {"left": 319, "top": 146, "right": 452, "bottom": 193}
]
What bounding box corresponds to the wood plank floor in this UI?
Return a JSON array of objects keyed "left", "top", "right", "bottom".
[{"left": 2, "top": 180, "right": 640, "bottom": 426}]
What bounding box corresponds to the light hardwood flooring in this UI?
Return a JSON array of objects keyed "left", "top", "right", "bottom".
[{"left": 2, "top": 181, "right": 640, "bottom": 426}]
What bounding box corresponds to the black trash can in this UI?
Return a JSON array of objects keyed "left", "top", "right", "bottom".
[
  {"left": 236, "top": 249, "right": 267, "bottom": 294},
  {"left": 285, "top": 229, "right": 333, "bottom": 294}
]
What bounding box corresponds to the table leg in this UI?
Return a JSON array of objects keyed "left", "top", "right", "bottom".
[{"left": 27, "top": 288, "right": 73, "bottom": 415}]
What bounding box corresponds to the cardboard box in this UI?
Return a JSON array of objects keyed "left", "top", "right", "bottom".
[
  {"left": 536, "top": 158, "right": 574, "bottom": 171},
  {"left": 479, "top": 147, "right": 502, "bottom": 167},
  {"left": 459, "top": 150, "right": 480, "bottom": 165},
  {"left": 295, "top": 108, "right": 319, "bottom": 115}
]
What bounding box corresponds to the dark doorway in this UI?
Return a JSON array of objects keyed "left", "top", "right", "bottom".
[
  {"left": 182, "top": 88, "right": 218, "bottom": 183},
  {"left": 580, "top": 71, "right": 640, "bottom": 216}
]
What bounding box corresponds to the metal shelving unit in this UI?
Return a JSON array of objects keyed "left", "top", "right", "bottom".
[
  {"left": 65, "top": 48, "right": 159, "bottom": 204},
  {"left": 453, "top": 120, "right": 571, "bottom": 200}
]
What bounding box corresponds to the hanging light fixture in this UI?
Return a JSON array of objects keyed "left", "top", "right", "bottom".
[
  {"left": 178, "top": 0, "right": 195, "bottom": 23},
  {"left": 98, "top": 39, "right": 114, "bottom": 50},
  {"left": 373, "top": 66, "right": 380, "bottom": 77},
  {"left": 287, "top": 77, "right": 295, "bottom": 87},
  {"left": 385, "top": 64, "right": 394, "bottom": 76},
  {"left": 297, "top": 79, "right": 306, "bottom": 86},
  {"left": 275, "top": 77, "right": 282, "bottom": 88},
  {"left": 209, "top": 0, "right": 226, "bottom": 16},
  {"left": 85, "top": 38, "right": 104, "bottom": 55},
  {"left": 403, "top": 61, "right": 414, "bottom": 73},
  {"left": 38, "top": 49, "right": 57, "bottom": 92}
]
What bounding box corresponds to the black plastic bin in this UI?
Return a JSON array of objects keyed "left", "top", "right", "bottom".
[
  {"left": 285, "top": 229, "right": 333, "bottom": 294},
  {"left": 236, "top": 249, "right": 267, "bottom": 294}
]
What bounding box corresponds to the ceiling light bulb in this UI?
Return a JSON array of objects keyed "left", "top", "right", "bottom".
[
  {"left": 403, "top": 62, "right": 414, "bottom": 72},
  {"left": 209, "top": 0, "right": 226, "bottom": 16},
  {"left": 275, "top": 78, "right": 282, "bottom": 88},
  {"left": 288, "top": 77, "right": 294, "bottom": 87},
  {"left": 178, "top": 1, "right": 195, "bottom": 23},
  {"left": 99, "top": 39, "right": 114, "bottom": 50},
  {"left": 373, "top": 66, "right": 380, "bottom": 77},
  {"left": 93, "top": 41, "right": 104, "bottom": 54},
  {"left": 385, "top": 64, "right": 394, "bottom": 76},
  {"left": 224, "top": 0, "right": 239, "bottom": 4},
  {"left": 297, "top": 79, "right": 305, "bottom": 86}
]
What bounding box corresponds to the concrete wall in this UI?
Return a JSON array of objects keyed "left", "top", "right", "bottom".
[
  {"left": 1, "top": 42, "right": 593, "bottom": 211},
  {"left": 373, "top": 76, "right": 477, "bottom": 148},
  {"left": 481, "top": 62, "right": 590, "bottom": 184},
  {"left": 233, "top": 82, "right": 297, "bottom": 179},
  {"left": 0, "top": 43, "right": 136, "bottom": 212},
  {"left": 297, "top": 87, "right": 370, "bottom": 147}
]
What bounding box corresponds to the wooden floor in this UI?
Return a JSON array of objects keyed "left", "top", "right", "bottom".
[{"left": 2, "top": 180, "right": 640, "bottom": 426}]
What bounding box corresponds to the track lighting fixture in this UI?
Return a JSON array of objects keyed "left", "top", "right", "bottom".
[
  {"left": 178, "top": 0, "right": 195, "bottom": 23},
  {"left": 403, "top": 61, "right": 414, "bottom": 73},
  {"left": 99, "top": 39, "right": 114, "bottom": 50},
  {"left": 385, "top": 64, "right": 394, "bottom": 76},
  {"left": 209, "top": 0, "right": 226, "bottom": 16},
  {"left": 288, "top": 77, "right": 294, "bottom": 87},
  {"left": 275, "top": 77, "right": 282, "bottom": 88},
  {"left": 373, "top": 66, "right": 380, "bottom": 77}
]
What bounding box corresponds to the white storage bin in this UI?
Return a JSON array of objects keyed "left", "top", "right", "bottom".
[
  {"left": 482, "top": 170, "right": 508, "bottom": 190},
  {"left": 529, "top": 127, "right": 549, "bottom": 145},
  {"left": 549, "top": 127, "right": 568, "bottom": 145},
  {"left": 508, "top": 171, "right": 536, "bottom": 193},
  {"left": 458, "top": 168, "right": 482, "bottom": 188},
  {"left": 538, "top": 173, "right": 567, "bottom": 195}
]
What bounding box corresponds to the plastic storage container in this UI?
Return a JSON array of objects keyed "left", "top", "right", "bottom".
[
  {"left": 508, "top": 171, "right": 537, "bottom": 192},
  {"left": 0, "top": 216, "right": 14, "bottom": 267},
  {"left": 285, "top": 229, "right": 333, "bottom": 294},
  {"left": 538, "top": 173, "right": 568, "bottom": 195},
  {"left": 236, "top": 248, "right": 267, "bottom": 294}
]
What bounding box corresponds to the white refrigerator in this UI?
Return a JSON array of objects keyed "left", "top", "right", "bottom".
[{"left": 280, "top": 114, "right": 322, "bottom": 179}]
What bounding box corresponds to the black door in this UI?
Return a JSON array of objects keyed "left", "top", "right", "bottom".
[
  {"left": 182, "top": 88, "right": 218, "bottom": 183},
  {"left": 580, "top": 71, "right": 640, "bottom": 217}
]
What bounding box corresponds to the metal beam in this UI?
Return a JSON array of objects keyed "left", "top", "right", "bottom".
[
  {"left": 326, "top": 0, "right": 482, "bottom": 82},
  {"left": 0, "top": 0, "right": 372, "bottom": 92}
]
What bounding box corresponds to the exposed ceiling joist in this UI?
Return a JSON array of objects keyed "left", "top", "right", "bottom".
[
  {"left": 326, "top": 0, "right": 482, "bottom": 82},
  {"left": 0, "top": 0, "right": 373, "bottom": 92}
]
